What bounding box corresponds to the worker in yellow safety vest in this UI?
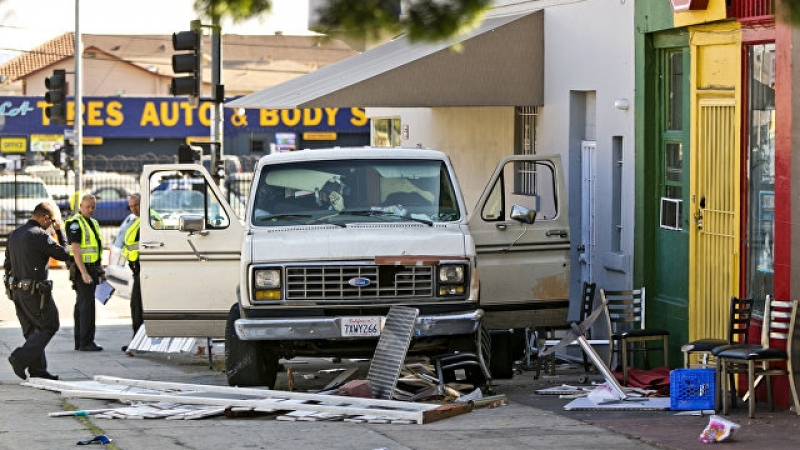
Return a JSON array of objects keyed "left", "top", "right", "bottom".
[
  {"left": 68, "top": 190, "right": 82, "bottom": 215},
  {"left": 122, "top": 193, "right": 143, "bottom": 342},
  {"left": 65, "top": 194, "right": 104, "bottom": 352},
  {"left": 121, "top": 194, "right": 162, "bottom": 348}
]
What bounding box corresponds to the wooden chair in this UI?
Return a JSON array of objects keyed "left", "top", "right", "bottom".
[
  {"left": 714, "top": 297, "right": 799, "bottom": 418},
  {"left": 601, "top": 287, "right": 669, "bottom": 386}
]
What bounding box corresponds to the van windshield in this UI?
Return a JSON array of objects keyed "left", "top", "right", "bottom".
[{"left": 251, "top": 159, "right": 460, "bottom": 227}]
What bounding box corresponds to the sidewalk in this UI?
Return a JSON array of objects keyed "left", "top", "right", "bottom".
[
  {"left": 0, "top": 267, "right": 798, "bottom": 450},
  {"left": 502, "top": 363, "right": 800, "bottom": 450}
]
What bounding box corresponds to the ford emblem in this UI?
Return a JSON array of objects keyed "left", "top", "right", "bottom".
[{"left": 348, "top": 277, "right": 371, "bottom": 287}]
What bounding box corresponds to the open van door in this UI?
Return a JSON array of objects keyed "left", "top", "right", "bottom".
[
  {"left": 139, "top": 164, "right": 244, "bottom": 338},
  {"left": 468, "top": 155, "right": 571, "bottom": 331}
]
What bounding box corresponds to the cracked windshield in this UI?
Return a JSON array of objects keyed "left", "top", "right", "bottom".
[{"left": 251, "top": 159, "right": 460, "bottom": 227}]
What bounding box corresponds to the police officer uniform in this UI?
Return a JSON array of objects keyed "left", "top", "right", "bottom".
[
  {"left": 122, "top": 216, "right": 142, "bottom": 335},
  {"left": 66, "top": 211, "right": 103, "bottom": 351},
  {"left": 121, "top": 205, "right": 161, "bottom": 341},
  {"left": 5, "top": 210, "right": 71, "bottom": 380}
]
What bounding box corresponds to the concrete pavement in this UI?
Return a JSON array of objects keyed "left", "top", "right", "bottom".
[{"left": 1, "top": 267, "right": 798, "bottom": 450}]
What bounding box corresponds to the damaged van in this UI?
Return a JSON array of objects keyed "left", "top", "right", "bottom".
[{"left": 139, "top": 147, "right": 570, "bottom": 387}]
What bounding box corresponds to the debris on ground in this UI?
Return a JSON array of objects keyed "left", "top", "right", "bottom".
[
  {"left": 699, "top": 415, "right": 740, "bottom": 443},
  {"left": 24, "top": 362, "right": 500, "bottom": 424}
]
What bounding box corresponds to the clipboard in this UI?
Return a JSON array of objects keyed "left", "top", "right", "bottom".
[{"left": 95, "top": 281, "right": 115, "bottom": 305}]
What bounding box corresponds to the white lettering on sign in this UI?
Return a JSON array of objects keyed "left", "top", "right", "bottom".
[{"left": 0, "top": 101, "right": 34, "bottom": 117}]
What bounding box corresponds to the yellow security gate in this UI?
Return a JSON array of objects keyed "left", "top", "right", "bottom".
[{"left": 689, "top": 96, "right": 740, "bottom": 343}]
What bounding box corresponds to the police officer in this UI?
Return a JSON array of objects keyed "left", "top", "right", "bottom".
[
  {"left": 122, "top": 193, "right": 143, "bottom": 342},
  {"left": 5, "top": 202, "right": 71, "bottom": 380},
  {"left": 66, "top": 194, "right": 104, "bottom": 352}
]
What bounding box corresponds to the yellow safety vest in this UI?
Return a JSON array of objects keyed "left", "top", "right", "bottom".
[
  {"left": 122, "top": 217, "right": 140, "bottom": 262},
  {"left": 69, "top": 190, "right": 82, "bottom": 213},
  {"left": 66, "top": 213, "right": 101, "bottom": 264}
]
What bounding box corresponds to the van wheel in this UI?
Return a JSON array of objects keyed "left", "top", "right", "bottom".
[{"left": 224, "top": 304, "right": 279, "bottom": 387}]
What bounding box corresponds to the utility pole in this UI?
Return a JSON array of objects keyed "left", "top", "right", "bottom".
[
  {"left": 210, "top": 20, "right": 224, "bottom": 184},
  {"left": 74, "top": 0, "right": 84, "bottom": 199}
]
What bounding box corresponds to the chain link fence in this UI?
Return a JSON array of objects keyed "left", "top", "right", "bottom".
[{"left": 4, "top": 154, "right": 256, "bottom": 248}]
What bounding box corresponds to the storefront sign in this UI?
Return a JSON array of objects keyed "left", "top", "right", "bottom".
[
  {"left": 669, "top": 0, "right": 709, "bottom": 11},
  {"left": 1, "top": 137, "right": 27, "bottom": 153},
  {"left": 30, "top": 134, "right": 63, "bottom": 153},
  {"left": 303, "top": 132, "right": 337, "bottom": 140},
  {"left": 82, "top": 136, "right": 104, "bottom": 145},
  {"left": 0, "top": 96, "right": 369, "bottom": 139}
]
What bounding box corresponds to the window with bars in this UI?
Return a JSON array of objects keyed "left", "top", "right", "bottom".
[
  {"left": 660, "top": 49, "right": 685, "bottom": 230},
  {"left": 372, "top": 117, "right": 402, "bottom": 147},
  {"left": 514, "top": 106, "right": 538, "bottom": 195}
]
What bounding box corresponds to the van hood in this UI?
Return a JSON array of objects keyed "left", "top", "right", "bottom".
[{"left": 249, "top": 223, "right": 469, "bottom": 262}]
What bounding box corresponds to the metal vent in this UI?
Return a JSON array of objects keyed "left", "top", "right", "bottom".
[{"left": 367, "top": 305, "right": 419, "bottom": 400}]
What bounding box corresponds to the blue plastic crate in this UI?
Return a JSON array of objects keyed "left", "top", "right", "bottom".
[{"left": 670, "top": 368, "right": 715, "bottom": 410}]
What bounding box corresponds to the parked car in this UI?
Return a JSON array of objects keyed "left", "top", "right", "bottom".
[
  {"left": 0, "top": 174, "right": 59, "bottom": 236},
  {"left": 105, "top": 213, "right": 137, "bottom": 299},
  {"left": 58, "top": 186, "right": 132, "bottom": 225}
]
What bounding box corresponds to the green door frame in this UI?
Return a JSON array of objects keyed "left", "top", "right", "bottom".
[{"left": 637, "top": 29, "right": 691, "bottom": 368}]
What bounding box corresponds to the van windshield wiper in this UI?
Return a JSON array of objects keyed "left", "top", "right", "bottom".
[
  {"left": 254, "top": 213, "right": 312, "bottom": 225},
  {"left": 345, "top": 209, "right": 433, "bottom": 226}
]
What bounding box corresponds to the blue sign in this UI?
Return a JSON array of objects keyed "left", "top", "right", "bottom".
[{"left": 0, "top": 96, "right": 369, "bottom": 139}]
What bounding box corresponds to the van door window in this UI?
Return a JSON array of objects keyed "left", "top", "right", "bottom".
[
  {"left": 148, "top": 169, "right": 230, "bottom": 230},
  {"left": 481, "top": 160, "right": 558, "bottom": 221}
]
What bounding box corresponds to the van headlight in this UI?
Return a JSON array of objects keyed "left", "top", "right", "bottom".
[
  {"left": 253, "top": 268, "right": 281, "bottom": 300},
  {"left": 438, "top": 264, "right": 467, "bottom": 296}
]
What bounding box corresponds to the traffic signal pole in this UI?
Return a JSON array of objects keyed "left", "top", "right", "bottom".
[
  {"left": 170, "top": 20, "right": 224, "bottom": 185},
  {"left": 74, "top": 0, "right": 84, "bottom": 199},
  {"left": 211, "top": 21, "right": 224, "bottom": 185}
]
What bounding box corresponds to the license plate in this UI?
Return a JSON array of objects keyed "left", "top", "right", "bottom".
[{"left": 341, "top": 316, "right": 381, "bottom": 337}]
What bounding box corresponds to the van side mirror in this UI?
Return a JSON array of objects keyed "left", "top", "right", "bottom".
[
  {"left": 179, "top": 214, "right": 205, "bottom": 234},
  {"left": 510, "top": 204, "right": 536, "bottom": 224}
]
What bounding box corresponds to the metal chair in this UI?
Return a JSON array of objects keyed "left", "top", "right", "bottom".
[
  {"left": 682, "top": 296, "right": 753, "bottom": 368},
  {"left": 601, "top": 287, "right": 669, "bottom": 386},
  {"left": 714, "top": 297, "right": 799, "bottom": 418},
  {"left": 531, "top": 282, "right": 596, "bottom": 377},
  {"left": 681, "top": 296, "right": 753, "bottom": 411}
]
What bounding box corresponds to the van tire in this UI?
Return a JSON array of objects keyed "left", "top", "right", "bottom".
[{"left": 224, "top": 304, "right": 279, "bottom": 387}]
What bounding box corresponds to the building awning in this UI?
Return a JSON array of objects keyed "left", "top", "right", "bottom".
[{"left": 226, "top": 11, "right": 543, "bottom": 110}]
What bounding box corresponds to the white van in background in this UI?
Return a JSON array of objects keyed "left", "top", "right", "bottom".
[{"left": 0, "top": 174, "right": 59, "bottom": 236}]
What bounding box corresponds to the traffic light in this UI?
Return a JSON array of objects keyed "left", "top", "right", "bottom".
[
  {"left": 178, "top": 143, "right": 202, "bottom": 164},
  {"left": 170, "top": 21, "right": 202, "bottom": 101},
  {"left": 44, "top": 69, "right": 67, "bottom": 124},
  {"left": 63, "top": 141, "right": 75, "bottom": 168}
]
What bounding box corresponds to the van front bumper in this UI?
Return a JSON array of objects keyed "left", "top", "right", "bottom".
[{"left": 234, "top": 309, "right": 483, "bottom": 341}]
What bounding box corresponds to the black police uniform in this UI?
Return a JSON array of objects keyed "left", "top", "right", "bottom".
[
  {"left": 4, "top": 220, "right": 71, "bottom": 379},
  {"left": 66, "top": 217, "right": 103, "bottom": 351}
]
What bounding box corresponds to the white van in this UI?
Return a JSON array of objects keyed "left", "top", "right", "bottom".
[
  {"left": 139, "top": 148, "right": 571, "bottom": 387},
  {"left": 0, "top": 174, "right": 58, "bottom": 236}
]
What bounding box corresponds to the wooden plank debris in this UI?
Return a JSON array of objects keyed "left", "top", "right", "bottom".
[
  {"left": 127, "top": 326, "right": 198, "bottom": 354},
  {"left": 27, "top": 375, "right": 458, "bottom": 425}
]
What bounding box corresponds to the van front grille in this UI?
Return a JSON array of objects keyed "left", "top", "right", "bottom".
[{"left": 285, "top": 265, "right": 434, "bottom": 302}]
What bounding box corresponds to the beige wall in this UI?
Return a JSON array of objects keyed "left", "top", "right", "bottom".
[
  {"left": 369, "top": 106, "right": 514, "bottom": 215},
  {"left": 20, "top": 57, "right": 170, "bottom": 97}
]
